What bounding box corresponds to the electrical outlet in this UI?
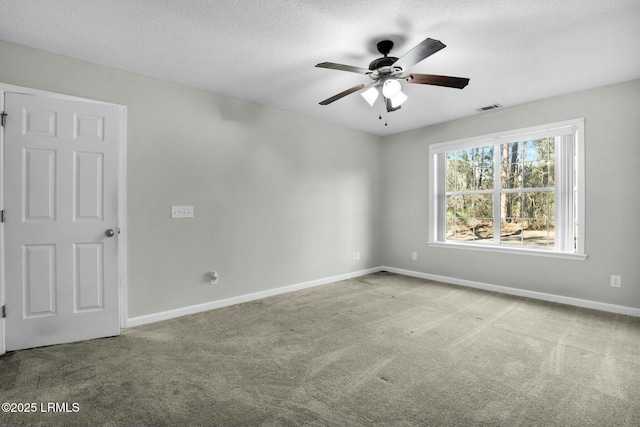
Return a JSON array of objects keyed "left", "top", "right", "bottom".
[
  {"left": 412, "top": 252, "right": 418, "bottom": 260},
  {"left": 352, "top": 252, "right": 361, "bottom": 260},
  {"left": 209, "top": 271, "right": 218, "bottom": 285},
  {"left": 610, "top": 275, "right": 621, "bottom": 288},
  {"left": 171, "top": 205, "right": 194, "bottom": 218}
]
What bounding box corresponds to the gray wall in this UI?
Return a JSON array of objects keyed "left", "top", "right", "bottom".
[
  {"left": 0, "top": 40, "right": 383, "bottom": 318},
  {"left": 380, "top": 79, "right": 640, "bottom": 308},
  {"left": 1, "top": 40, "right": 638, "bottom": 317}
]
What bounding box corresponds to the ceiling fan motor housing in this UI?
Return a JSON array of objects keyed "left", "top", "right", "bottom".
[{"left": 369, "top": 56, "right": 399, "bottom": 71}]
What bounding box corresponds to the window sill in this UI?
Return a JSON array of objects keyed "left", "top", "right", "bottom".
[{"left": 428, "top": 241, "right": 587, "bottom": 260}]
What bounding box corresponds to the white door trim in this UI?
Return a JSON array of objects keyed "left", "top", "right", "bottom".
[{"left": 0, "top": 83, "right": 127, "bottom": 355}]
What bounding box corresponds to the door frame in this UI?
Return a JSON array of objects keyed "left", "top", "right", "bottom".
[{"left": 0, "top": 83, "right": 128, "bottom": 355}]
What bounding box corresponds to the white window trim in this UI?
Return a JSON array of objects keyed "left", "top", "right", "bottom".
[{"left": 428, "top": 118, "right": 586, "bottom": 260}]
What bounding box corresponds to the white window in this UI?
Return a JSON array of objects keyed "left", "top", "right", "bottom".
[{"left": 429, "top": 119, "right": 585, "bottom": 260}]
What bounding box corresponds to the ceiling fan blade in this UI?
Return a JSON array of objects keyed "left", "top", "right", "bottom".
[
  {"left": 393, "top": 38, "right": 446, "bottom": 71},
  {"left": 315, "top": 62, "right": 371, "bottom": 74},
  {"left": 319, "top": 83, "right": 367, "bottom": 105},
  {"left": 408, "top": 73, "right": 470, "bottom": 89}
]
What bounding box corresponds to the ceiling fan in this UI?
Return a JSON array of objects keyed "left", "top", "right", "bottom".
[{"left": 316, "top": 38, "right": 469, "bottom": 113}]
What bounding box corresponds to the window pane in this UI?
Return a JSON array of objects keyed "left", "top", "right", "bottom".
[
  {"left": 501, "top": 141, "right": 523, "bottom": 164},
  {"left": 522, "top": 140, "right": 541, "bottom": 162},
  {"left": 457, "top": 157, "right": 473, "bottom": 191},
  {"left": 522, "top": 161, "right": 550, "bottom": 188},
  {"left": 447, "top": 146, "right": 495, "bottom": 192},
  {"left": 447, "top": 192, "right": 494, "bottom": 243},
  {"left": 445, "top": 217, "right": 456, "bottom": 239},
  {"left": 501, "top": 193, "right": 523, "bottom": 220},
  {"left": 500, "top": 219, "right": 523, "bottom": 245},
  {"left": 523, "top": 220, "right": 553, "bottom": 247},
  {"left": 473, "top": 219, "right": 494, "bottom": 241},
  {"left": 446, "top": 150, "right": 474, "bottom": 192},
  {"left": 474, "top": 194, "right": 493, "bottom": 218},
  {"left": 501, "top": 162, "right": 522, "bottom": 189},
  {"left": 500, "top": 192, "right": 554, "bottom": 247},
  {"left": 445, "top": 163, "right": 456, "bottom": 192},
  {"left": 446, "top": 195, "right": 457, "bottom": 217},
  {"left": 446, "top": 194, "right": 470, "bottom": 217},
  {"left": 474, "top": 167, "right": 494, "bottom": 190},
  {"left": 458, "top": 195, "right": 473, "bottom": 218},
  {"left": 445, "top": 151, "right": 457, "bottom": 192},
  {"left": 502, "top": 139, "right": 557, "bottom": 190},
  {"left": 473, "top": 146, "right": 494, "bottom": 167},
  {"left": 522, "top": 192, "right": 551, "bottom": 219},
  {"left": 548, "top": 137, "right": 556, "bottom": 157},
  {"left": 540, "top": 137, "right": 554, "bottom": 161},
  {"left": 447, "top": 218, "right": 473, "bottom": 241}
]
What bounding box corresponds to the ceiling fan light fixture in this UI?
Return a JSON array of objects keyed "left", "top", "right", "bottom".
[
  {"left": 389, "top": 90, "right": 408, "bottom": 108},
  {"left": 361, "top": 86, "right": 379, "bottom": 106},
  {"left": 316, "top": 37, "right": 470, "bottom": 124},
  {"left": 382, "top": 78, "right": 402, "bottom": 99}
]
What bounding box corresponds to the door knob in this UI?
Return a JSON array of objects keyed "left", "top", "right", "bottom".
[{"left": 105, "top": 229, "right": 115, "bottom": 237}]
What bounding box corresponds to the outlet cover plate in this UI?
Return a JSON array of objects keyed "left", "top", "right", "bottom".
[{"left": 611, "top": 275, "right": 621, "bottom": 288}]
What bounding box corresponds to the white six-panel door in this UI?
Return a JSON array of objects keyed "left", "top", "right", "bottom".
[{"left": 4, "top": 92, "right": 120, "bottom": 351}]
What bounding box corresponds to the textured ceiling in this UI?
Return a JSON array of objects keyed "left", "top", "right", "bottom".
[{"left": 1, "top": 0, "right": 639, "bottom": 136}]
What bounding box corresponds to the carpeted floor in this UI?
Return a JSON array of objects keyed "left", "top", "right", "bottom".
[{"left": 1, "top": 272, "right": 639, "bottom": 426}]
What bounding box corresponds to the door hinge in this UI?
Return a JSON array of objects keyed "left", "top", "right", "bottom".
[
  {"left": 2, "top": 305, "right": 5, "bottom": 318},
  {"left": 0, "top": 210, "right": 4, "bottom": 223},
  {"left": 1, "top": 112, "right": 6, "bottom": 127}
]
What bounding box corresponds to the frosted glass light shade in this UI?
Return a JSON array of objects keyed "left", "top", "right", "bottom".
[
  {"left": 389, "top": 91, "right": 408, "bottom": 108},
  {"left": 382, "top": 79, "right": 402, "bottom": 98},
  {"left": 361, "top": 87, "right": 379, "bottom": 106}
]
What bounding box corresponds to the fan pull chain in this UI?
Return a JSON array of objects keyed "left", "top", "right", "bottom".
[{"left": 378, "top": 95, "right": 386, "bottom": 126}]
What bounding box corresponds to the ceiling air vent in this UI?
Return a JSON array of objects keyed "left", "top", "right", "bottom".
[{"left": 477, "top": 103, "right": 502, "bottom": 112}]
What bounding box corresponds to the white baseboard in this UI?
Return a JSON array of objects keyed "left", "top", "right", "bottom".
[
  {"left": 380, "top": 266, "right": 640, "bottom": 317},
  {"left": 127, "top": 265, "right": 639, "bottom": 328},
  {"left": 126, "top": 267, "right": 382, "bottom": 327}
]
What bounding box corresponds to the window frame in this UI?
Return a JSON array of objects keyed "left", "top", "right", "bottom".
[{"left": 428, "top": 118, "right": 586, "bottom": 260}]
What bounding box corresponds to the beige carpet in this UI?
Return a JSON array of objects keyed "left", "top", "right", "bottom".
[{"left": 1, "top": 272, "right": 639, "bottom": 426}]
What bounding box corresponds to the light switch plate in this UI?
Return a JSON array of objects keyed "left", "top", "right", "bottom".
[{"left": 171, "top": 205, "right": 194, "bottom": 218}]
